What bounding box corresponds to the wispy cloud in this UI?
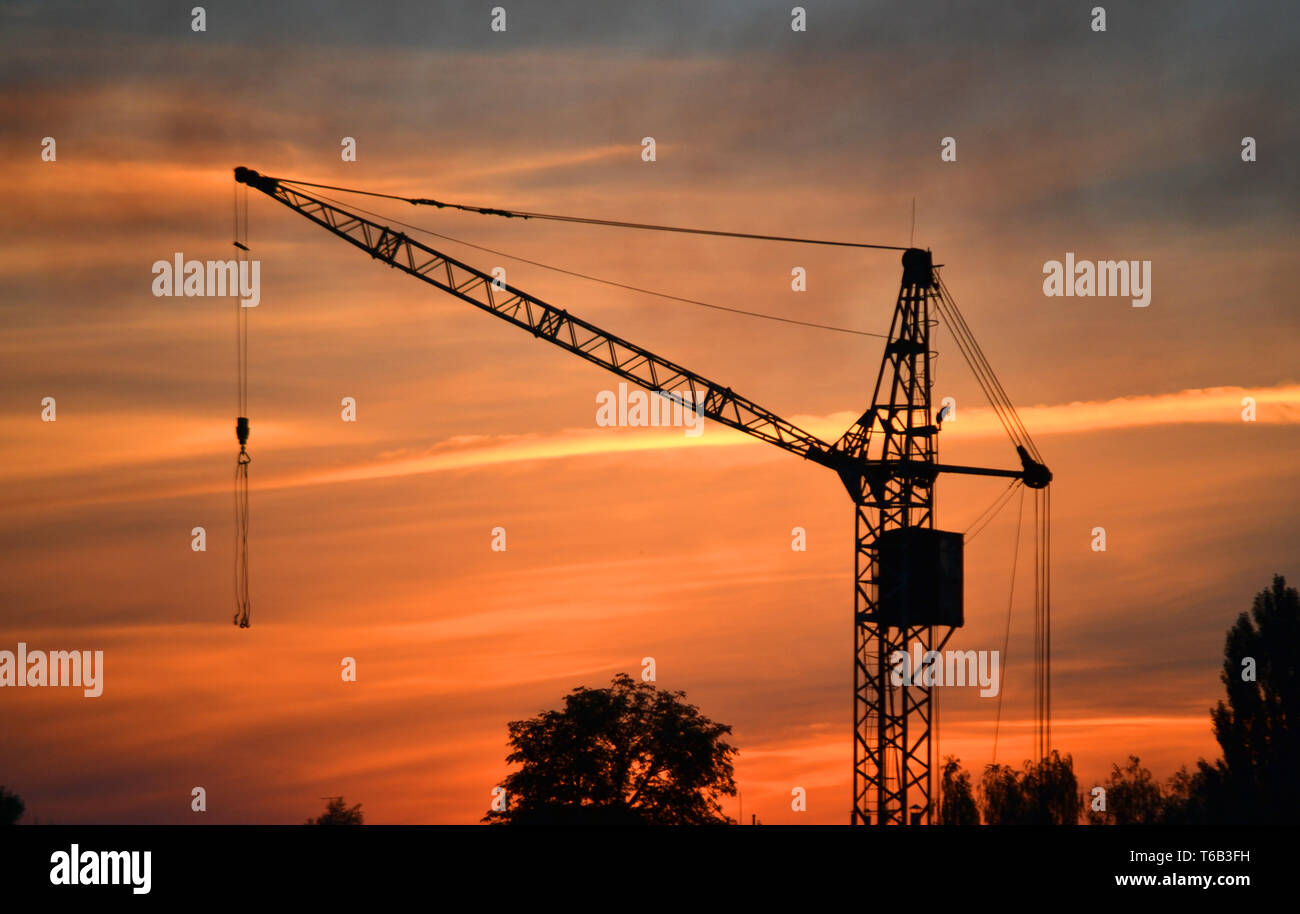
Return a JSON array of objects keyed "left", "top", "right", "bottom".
[
  {"left": 268, "top": 382, "right": 1300, "bottom": 488},
  {"left": 938, "top": 383, "right": 1300, "bottom": 438},
  {"left": 4, "top": 384, "right": 1294, "bottom": 507}
]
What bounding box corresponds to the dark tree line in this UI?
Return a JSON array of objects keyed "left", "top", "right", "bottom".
[
  {"left": 940, "top": 751, "right": 1080, "bottom": 824},
  {"left": 4, "top": 575, "right": 1290, "bottom": 827},
  {"left": 940, "top": 574, "right": 1299, "bottom": 825},
  {"left": 1084, "top": 574, "right": 1298, "bottom": 825}
]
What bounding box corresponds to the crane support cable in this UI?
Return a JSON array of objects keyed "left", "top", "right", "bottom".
[
  {"left": 273, "top": 176, "right": 910, "bottom": 251},
  {"left": 932, "top": 280, "right": 1026, "bottom": 452},
  {"left": 298, "top": 187, "right": 892, "bottom": 340},
  {"left": 933, "top": 275, "right": 1042, "bottom": 462},
  {"left": 931, "top": 291, "right": 1018, "bottom": 446}
]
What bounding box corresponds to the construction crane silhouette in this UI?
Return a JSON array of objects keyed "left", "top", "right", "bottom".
[{"left": 233, "top": 166, "right": 1052, "bottom": 825}]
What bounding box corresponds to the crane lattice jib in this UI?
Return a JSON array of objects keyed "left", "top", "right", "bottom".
[{"left": 234, "top": 167, "right": 845, "bottom": 473}]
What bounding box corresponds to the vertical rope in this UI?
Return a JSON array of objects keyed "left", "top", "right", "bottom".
[
  {"left": 234, "top": 183, "right": 252, "bottom": 628},
  {"left": 1030, "top": 487, "right": 1051, "bottom": 762},
  {"left": 1043, "top": 486, "right": 1052, "bottom": 754},
  {"left": 234, "top": 453, "right": 251, "bottom": 627},
  {"left": 931, "top": 678, "right": 938, "bottom": 817},
  {"left": 1032, "top": 490, "right": 1040, "bottom": 761},
  {"left": 991, "top": 486, "right": 1025, "bottom": 764}
]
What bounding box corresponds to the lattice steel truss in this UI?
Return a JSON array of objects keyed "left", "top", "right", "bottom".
[
  {"left": 838, "top": 251, "right": 948, "bottom": 824},
  {"left": 235, "top": 168, "right": 1050, "bottom": 825}
]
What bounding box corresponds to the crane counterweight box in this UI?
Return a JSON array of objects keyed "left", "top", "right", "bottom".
[{"left": 876, "top": 527, "right": 964, "bottom": 628}]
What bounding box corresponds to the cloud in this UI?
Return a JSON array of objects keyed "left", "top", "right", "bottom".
[
  {"left": 3, "top": 383, "right": 1293, "bottom": 513},
  {"left": 938, "top": 384, "right": 1300, "bottom": 438},
  {"left": 261, "top": 381, "right": 1300, "bottom": 489}
]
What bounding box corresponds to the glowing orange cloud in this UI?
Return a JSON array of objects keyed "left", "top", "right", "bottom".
[
  {"left": 4, "top": 384, "right": 1293, "bottom": 499},
  {"left": 275, "top": 382, "right": 1300, "bottom": 488}
]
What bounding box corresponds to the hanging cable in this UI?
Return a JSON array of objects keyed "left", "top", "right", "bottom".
[
  {"left": 991, "top": 486, "right": 1026, "bottom": 763},
  {"left": 1043, "top": 489, "right": 1051, "bottom": 758},
  {"left": 963, "top": 478, "right": 1021, "bottom": 544},
  {"left": 233, "top": 183, "right": 252, "bottom": 628},
  {"left": 1033, "top": 488, "right": 1055, "bottom": 760},
  {"left": 1035, "top": 485, "right": 1052, "bottom": 757}
]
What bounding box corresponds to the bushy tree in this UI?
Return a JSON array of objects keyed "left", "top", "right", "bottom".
[
  {"left": 484, "top": 673, "right": 736, "bottom": 824},
  {"left": 979, "top": 763, "right": 1025, "bottom": 824},
  {"left": 1086, "top": 756, "right": 1163, "bottom": 825},
  {"left": 938, "top": 756, "right": 978, "bottom": 825},
  {"left": 306, "top": 796, "right": 364, "bottom": 825},
  {"left": 1022, "top": 750, "right": 1080, "bottom": 824},
  {"left": 979, "top": 751, "right": 1079, "bottom": 824},
  {"left": 0, "top": 786, "right": 23, "bottom": 825},
  {"left": 1160, "top": 762, "right": 1225, "bottom": 824}
]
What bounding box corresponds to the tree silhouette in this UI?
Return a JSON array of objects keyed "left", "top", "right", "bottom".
[
  {"left": 938, "top": 756, "right": 978, "bottom": 824},
  {"left": 484, "top": 673, "right": 737, "bottom": 824},
  {"left": 305, "top": 796, "right": 364, "bottom": 825},
  {"left": 979, "top": 752, "right": 1079, "bottom": 824},
  {"left": 1023, "top": 751, "right": 1081, "bottom": 824},
  {"left": 1086, "top": 755, "right": 1164, "bottom": 825},
  {"left": 979, "top": 763, "right": 1023, "bottom": 824},
  {"left": 1160, "top": 763, "right": 1223, "bottom": 824},
  {"left": 0, "top": 786, "right": 23, "bottom": 825},
  {"left": 1207, "top": 574, "right": 1299, "bottom": 824},
  {"left": 1087, "top": 574, "right": 1299, "bottom": 825}
]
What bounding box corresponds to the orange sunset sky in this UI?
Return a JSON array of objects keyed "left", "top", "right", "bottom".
[{"left": 1, "top": 1, "right": 1297, "bottom": 824}]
